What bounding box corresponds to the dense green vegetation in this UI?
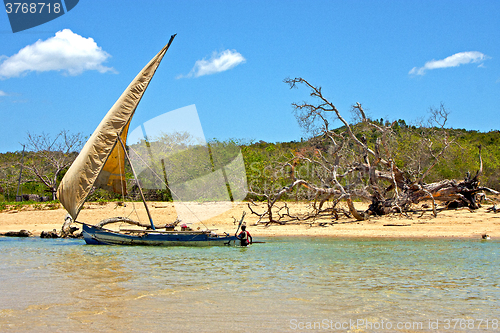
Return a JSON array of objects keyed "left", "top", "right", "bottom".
[
  {"left": 242, "top": 126, "right": 500, "bottom": 201},
  {"left": 1, "top": 125, "right": 499, "bottom": 204}
]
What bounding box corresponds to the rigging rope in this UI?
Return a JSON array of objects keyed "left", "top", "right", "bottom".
[
  {"left": 127, "top": 144, "right": 211, "bottom": 231},
  {"left": 117, "top": 140, "right": 142, "bottom": 228}
]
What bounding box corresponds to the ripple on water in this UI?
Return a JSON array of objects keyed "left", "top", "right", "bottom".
[{"left": 0, "top": 237, "right": 499, "bottom": 331}]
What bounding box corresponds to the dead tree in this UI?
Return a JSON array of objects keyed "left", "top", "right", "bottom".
[
  {"left": 249, "top": 77, "right": 498, "bottom": 222},
  {"left": 23, "top": 130, "right": 83, "bottom": 200}
]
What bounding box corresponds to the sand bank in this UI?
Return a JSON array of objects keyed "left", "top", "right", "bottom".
[{"left": 0, "top": 201, "right": 499, "bottom": 240}]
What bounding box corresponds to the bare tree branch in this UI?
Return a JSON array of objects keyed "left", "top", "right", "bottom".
[{"left": 23, "top": 130, "right": 84, "bottom": 200}]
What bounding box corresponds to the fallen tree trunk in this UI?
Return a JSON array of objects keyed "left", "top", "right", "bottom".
[
  {"left": 366, "top": 144, "right": 498, "bottom": 216},
  {"left": 247, "top": 77, "right": 500, "bottom": 225},
  {"left": 346, "top": 198, "right": 366, "bottom": 221}
]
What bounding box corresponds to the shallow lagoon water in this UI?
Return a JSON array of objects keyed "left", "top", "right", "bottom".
[{"left": 0, "top": 237, "right": 499, "bottom": 332}]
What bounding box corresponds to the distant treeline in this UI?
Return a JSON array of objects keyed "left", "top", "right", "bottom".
[
  {"left": 243, "top": 124, "right": 500, "bottom": 200},
  {"left": 1, "top": 124, "right": 499, "bottom": 202}
]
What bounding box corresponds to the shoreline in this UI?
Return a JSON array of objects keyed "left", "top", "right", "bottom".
[{"left": 1, "top": 201, "right": 499, "bottom": 240}]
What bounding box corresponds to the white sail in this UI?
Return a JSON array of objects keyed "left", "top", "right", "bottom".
[{"left": 57, "top": 35, "right": 176, "bottom": 220}]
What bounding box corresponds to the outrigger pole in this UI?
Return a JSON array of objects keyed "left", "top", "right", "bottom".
[
  {"left": 117, "top": 136, "right": 156, "bottom": 230},
  {"left": 235, "top": 211, "right": 246, "bottom": 236}
]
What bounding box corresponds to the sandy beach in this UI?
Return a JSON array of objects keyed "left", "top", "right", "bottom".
[{"left": 1, "top": 200, "right": 499, "bottom": 240}]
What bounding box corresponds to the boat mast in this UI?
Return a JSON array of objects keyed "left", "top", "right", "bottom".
[{"left": 117, "top": 136, "right": 156, "bottom": 230}]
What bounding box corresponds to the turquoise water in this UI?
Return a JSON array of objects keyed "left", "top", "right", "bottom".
[{"left": 0, "top": 237, "right": 499, "bottom": 332}]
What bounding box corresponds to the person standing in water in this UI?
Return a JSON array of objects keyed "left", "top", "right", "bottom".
[{"left": 237, "top": 225, "right": 252, "bottom": 246}]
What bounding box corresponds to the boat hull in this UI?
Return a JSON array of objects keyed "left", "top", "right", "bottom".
[{"left": 82, "top": 224, "right": 238, "bottom": 246}]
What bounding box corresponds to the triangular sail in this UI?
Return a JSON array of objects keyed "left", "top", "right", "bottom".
[{"left": 57, "top": 35, "right": 176, "bottom": 220}]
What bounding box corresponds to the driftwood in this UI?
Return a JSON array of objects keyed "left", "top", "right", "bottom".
[
  {"left": 487, "top": 205, "right": 499, "bottom": 213},
  {"left": 56, "top": 214, "right": 82, "bottom": 238},
  {"left": 383, "top": 224, "right": 411, "bottom": 227},
  {"left": 248, "top": 78, "right": 498, "bottom": 225}
]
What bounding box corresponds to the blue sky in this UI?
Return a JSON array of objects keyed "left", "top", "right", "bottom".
[{"left": 0, "top": 0, "right": 499, "bottom": 153}]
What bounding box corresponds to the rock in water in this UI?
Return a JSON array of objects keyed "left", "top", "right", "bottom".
[
  {"left": 40, "top": 229, "right": 59, "bottom": 239},
  {"left": 1, "top": 230, "right": 32, "bottom": 237}
]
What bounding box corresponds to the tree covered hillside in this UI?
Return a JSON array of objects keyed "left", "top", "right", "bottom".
[
  {"left": 242, "top": 127, "right": 500, "bottom": 200},
  {"left": 0, "top": 124, "right": 498, "bottom": 202}
]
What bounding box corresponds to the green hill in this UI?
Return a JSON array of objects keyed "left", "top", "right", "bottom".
[{"left": 1, "top": 126, "right": 499, "bottom": 203}]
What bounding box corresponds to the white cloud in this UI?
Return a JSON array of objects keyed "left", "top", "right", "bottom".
[
  {"left": 0, "top": 90, "right": 7, "bottom": 96},
  {"left": 409, "top": 51, "right": 489, "bottom": 76},
  {"left": 0, "top": 29, "right": 114, "bottom": 79},
  {"left": 178, "top": 49, "right": 246, "bottom": 78}
]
